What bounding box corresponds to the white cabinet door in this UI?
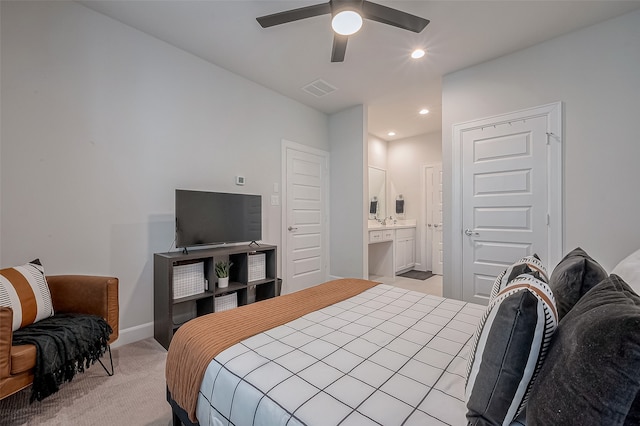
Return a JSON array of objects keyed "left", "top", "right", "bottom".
[
  {"left": 395, "top": 228, "right": 416, "bottom": 273},
  {"left": 396, "top": 239, "right": 407, "bottom": 271},
  {"left": 407, "top": 238, "right": 415, "bottom": 267}
]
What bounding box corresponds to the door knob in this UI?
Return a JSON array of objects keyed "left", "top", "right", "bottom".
[
  {"left": 288, "top": 226, "right": 298, "bottom": 231},
  {"left": 464, "top": 228, "right": 479, "bottom": 236}
]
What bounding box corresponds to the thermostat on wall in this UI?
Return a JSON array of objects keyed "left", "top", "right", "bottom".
[{"left": 236, "top": 176, "right": 245, "bottom": 186}]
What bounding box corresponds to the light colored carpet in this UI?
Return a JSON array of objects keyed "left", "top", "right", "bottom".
[{"left": 0, "top": 338, "right": 171, "bottom": 426}]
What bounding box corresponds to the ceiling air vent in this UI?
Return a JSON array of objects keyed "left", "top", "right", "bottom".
[{"left": 302, "top": 79, "right": 337, "bottom": 98}]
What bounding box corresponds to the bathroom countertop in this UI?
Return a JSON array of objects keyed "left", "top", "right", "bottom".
[{"left": 368, "top": 220, "right": 416, "bottom": 230}]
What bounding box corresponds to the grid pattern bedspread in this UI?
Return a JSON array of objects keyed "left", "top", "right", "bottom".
[{"left": 196, "top": 284, "right": 484, "bottom": 426}]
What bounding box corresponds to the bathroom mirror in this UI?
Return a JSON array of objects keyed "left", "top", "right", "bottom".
[{"left": 368, "top": 166, "right": 386, "bottom": 219}]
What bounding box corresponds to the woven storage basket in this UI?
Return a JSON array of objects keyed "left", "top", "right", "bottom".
[
  {"left": 173, "top": 262, "right": 205, "bottom": 299},
  {"left": 248, "top": 253, "right": 266, "bottom": 282},
  {"left": 214, "top": 293, "right": 238, "bottom": 312}
]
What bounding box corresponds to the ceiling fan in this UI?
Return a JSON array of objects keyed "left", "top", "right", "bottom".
[{"left": 256, "top": 0, "right": 429, "bottom": 63}]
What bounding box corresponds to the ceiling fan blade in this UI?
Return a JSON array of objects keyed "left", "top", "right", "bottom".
[
  {"left": 331, "top": 34, "right": 348, "bottom": 62},
  {"left": 361, "top": 1, "right": 429, "bottom": 33},
  {"left": 257, "top": 3, "right": 332, "bottom": 28}
]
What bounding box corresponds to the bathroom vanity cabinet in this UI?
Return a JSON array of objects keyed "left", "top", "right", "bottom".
[{"left": 367, "top": 223, "right": 416, "bottom": 278}]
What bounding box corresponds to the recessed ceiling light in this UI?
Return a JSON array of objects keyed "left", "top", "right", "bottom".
[
  {"left": 419, "top": 109, "right": 429, "bottom": 115},
  {"left": 388, "top": 131, "right": 396, "bottom": 137},
  {"left": 411, "top": 49, "right": 425, "bottom": 59}
]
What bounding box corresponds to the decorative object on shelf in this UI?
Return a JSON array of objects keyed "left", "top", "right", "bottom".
[{"left": 215, "top": 260, "right": 233, "bottom": 289}]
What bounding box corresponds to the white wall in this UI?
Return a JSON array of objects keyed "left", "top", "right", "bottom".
[
  {"left": 388, "top": 132, "right": 442, "bottom": 221},
  {"left": 0, "top": 1, "right": 329, "bottom": 336},
  {"left": 442, "top": 9, "right": 640, "bottom": 298},
  {"left": 367, "top": 132, "right": 442, "bottom": 222},
  {"left": 387, "top": 131, "right": 441, "bottom": 270},
  {"left": 329, "top": 105, "right": 367, "bottom": 279},
  {"left": 367, "top": 135, "right": 388, "bottom": 170}
]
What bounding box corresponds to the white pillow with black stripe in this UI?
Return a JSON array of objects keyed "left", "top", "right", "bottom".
[
  {"left": 0, "top": 259, "right": 54, "bottom": 331},
  {"left": 466, "top": 273, "right": 557, "bottom": 426},
  {"left": 490, "top": 254, "right": 548, "bottom": 302}
]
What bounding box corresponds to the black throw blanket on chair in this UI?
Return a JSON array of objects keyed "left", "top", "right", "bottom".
[{"left": 12, "top": 313, "right": 112, "bottom": 402}]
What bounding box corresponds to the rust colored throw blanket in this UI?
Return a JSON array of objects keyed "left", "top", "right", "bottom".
[{"left": 166, "top": 278, "right": 379, "bottom": 423}]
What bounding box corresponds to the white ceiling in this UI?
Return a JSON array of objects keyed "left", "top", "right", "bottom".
[{"left": 79, "top": 0, "right": 640, "bottom": 141}]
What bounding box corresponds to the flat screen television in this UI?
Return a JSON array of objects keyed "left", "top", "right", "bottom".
[{"left": 175, "top": 189, "right": 262, "bottom": 249}]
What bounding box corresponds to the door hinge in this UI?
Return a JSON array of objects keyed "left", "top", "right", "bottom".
[{"left": 546, "top": 214, "right": 550, "bottom": 226}]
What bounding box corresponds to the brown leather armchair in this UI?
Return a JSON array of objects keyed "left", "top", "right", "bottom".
[{"left": 0, "top": 275, "right": 119, "bottom": 400}]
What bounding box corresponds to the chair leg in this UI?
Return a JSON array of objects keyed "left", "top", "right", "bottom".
[
  {"left": 97, "top": 345, "right": 114, "bottom": 376},
  {"left": 172, "top": 409, "right": 182, "bottom": 426}
]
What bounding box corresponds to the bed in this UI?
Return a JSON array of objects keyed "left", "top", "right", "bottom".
[
  {"left": 166, "top": 248, "right": 640, "bottom": 426},
  {"left": 165, "top": 278, "right": 485, "bottom": 426}
]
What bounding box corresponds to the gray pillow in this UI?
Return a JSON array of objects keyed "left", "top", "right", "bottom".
[
  {"left": 527, "top": 274, "right": 640, "bottom": 426},
  {"left": 548, "top": 247, "right": 607, "bottom": 320}
]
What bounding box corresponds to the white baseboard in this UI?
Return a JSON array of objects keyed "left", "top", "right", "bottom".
[{"left": 111, "top": 321, "right": 154, "bottom": 349}]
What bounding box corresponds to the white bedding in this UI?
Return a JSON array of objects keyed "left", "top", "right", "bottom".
[{"left": 196, "top": 284, "right": 485, "bottom": 426}]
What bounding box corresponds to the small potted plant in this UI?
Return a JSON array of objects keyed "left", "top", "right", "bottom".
[{"left": 215, "top": 260, "right": 233, "bottom": 289}]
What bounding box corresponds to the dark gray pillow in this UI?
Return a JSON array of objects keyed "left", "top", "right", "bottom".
[
  {"left": 549, "top": 247, "right": 607, "bottom": 320},
  {"left": 527, "top": 274, "right": 640, "bottom": 426}
]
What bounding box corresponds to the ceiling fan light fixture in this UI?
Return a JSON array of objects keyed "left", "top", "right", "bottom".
[{"left": 331, "top": 10, "right": 363, "bottom": 36}]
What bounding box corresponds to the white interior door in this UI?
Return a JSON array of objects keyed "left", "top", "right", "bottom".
[
  {"left": 462, "top": 115, "right": 549, "bottom": 304},
  {"left": 424, "top": 166, "right": 434, "bottom": 272},
  {"left": 431, "top": 164, "right": 443, "bottom": 275},
  {"left": 282, "top": 142, "right": 329, "bottom": 294}
]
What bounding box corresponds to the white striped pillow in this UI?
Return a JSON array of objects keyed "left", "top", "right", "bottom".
[
  {"left": 0, "top": 259, "right": 54, "bottom": 331},
  {"left": 489, "top": 254, "right": 548, "bottom": 301},
  {"left": 466, "top": 273, "right": 557, "bottom": 426}
]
